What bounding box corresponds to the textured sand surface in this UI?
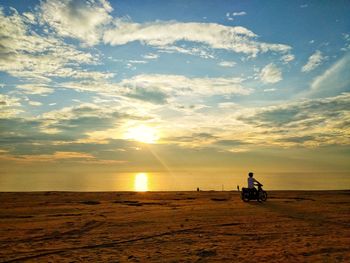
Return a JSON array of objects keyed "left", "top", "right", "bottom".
[{"left": 0, "top": 191, "right": 349, "bottom": 262}]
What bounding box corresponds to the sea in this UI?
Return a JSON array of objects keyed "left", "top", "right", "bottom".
[{"left": 0, "top": 171, "right": 349, "bottom": 191}]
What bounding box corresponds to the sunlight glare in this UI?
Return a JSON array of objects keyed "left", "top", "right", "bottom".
[
  {"left": 125, "top": 125, "right": 159, "bottom": 144},
  {"left": 134, "top": 173, "right": 148, "bottom": 192}
]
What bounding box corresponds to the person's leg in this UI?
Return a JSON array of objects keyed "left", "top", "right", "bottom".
[
  {"left": 254, "top": 188, "right": 260, "bottom": 201},
  {"left": 247, "top": 188, "right": 252, "bottom": 199}
]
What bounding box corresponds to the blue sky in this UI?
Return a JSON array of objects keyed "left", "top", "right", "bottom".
[{"left": 0, "top": 0, "right": 349, "bottom": 180}]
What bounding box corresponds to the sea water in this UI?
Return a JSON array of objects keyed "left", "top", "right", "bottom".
[{"left": 0, "top": 171, "right": 349, "bottom": 191}]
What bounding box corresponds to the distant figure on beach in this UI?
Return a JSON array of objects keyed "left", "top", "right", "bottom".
[{"left": 248, "top": 172, "right": 261, "bottom": 197}]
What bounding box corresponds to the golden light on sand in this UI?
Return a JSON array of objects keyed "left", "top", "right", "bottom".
[
  {"left": 134, "top": 173, "right": 148, "bottom": 192},
  {"left": 125, "top": 125, "right": 159, "bottom": 144}
]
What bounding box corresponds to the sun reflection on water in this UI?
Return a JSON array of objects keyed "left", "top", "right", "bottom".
[{"left": 134, "top": 173, "right": 148, "bottom": 192}]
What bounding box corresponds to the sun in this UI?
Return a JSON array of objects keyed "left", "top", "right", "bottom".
[
  {"left": 125, "top": 125, "right": 159, "bottom": 144},
  {"left": 134, "top": 173, "right": 148, "bottom": 192}
]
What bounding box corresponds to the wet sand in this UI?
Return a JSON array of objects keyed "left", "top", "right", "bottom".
[{"left": 0, "top": 191, "right": 349, "bottom": 262}]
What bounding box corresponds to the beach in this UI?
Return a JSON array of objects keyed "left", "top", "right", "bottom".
[{"left": 0, "top": 191, "right": 349, "bottom": 262}]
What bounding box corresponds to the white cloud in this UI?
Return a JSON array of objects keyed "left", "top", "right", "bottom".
[
  {"left": 260, "top": 63, "right": 282, "bottom": 84},
  {"left": 17, "top": 84, "right": 54, "bottom": 95},
  {"left": 218, "top": 102, "right": 239, "bottom": 109},
  {"left": 281, "top": 54, "right": 295, "bottom": 63},
  {"left": 57, "top": 73, "right": 252, "bottom": 105},
  {"left": 28, "top": 101, "right": 42, "bottom": 106},
  {"left": 0, "top": 94, "right": 22, "bottom": 118},
  {"left": 104, "top": 20, "right": 291, "bottom": 58},
  {"left": 0, "top": 8, "right": 111, "bottom": 82},
  {"left": 218, "top": 61, "right": 236, "bottom": 67},
  {"left": 0, "top": 94, "right": 21, "bottom": 107},
  {"left": 40, "top": 0, "right": 113, "bottom": 46},
  {"left": 309, "top": 53, "right": 350, "bottom": 97},
  {"left": 238, "top": 93, "right": 350, "bottom": 147},
  {"left": 22, "top": 12, "right": 36, "bottom": 24},
  {"left": 54, "top": 68, "right": 115, "bottom": 81},
  {"left": 120, "top": 74, "right": 251, "bottom": 99},
  {"left": 1, "top": 151, "right": 96, "bottom": 163},
  {"left": 302, "top": 50, "right": 326, "bottom": 72},
  {"left": 42, "top": 103, "right": 107, "bottom": 120},
  {"left": 158, "top": 45, "right": 214, "bottom": 59},
  {"left": 50, "top": 151, "right": 95, "bottom": 159},
  {"left": 142, "top": 53, "right": 159, "bottom": 60},
  {"left": 232, "top": 12, "right": 247, "bottom": 16},
  {"left": 263, "top": 88, "right": 276, "bottom": 92},
  {"left": 128, "top": 60, "right": 147, "bottom": 64},
  {"left": 341, "top": 33, "right": 350, "bottom": 51},
  {"left": 58, "top": 80, "right": 115, "bottom": 94},
  {"left": 225, "top": 11, "right": 246, "bottom": 21}
]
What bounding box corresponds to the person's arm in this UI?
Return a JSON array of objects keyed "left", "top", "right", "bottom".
[{"left": 253, "top": 178, "right": 261, "bottom": 185}]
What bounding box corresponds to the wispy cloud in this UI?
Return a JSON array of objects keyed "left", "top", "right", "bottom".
[
  {"left": 17, "top": 84, "right": 54, "bottom": 95},
  {"left": 142, "top": 53, "right": 159, "bottom": 60},
  {"left": 119, "top": 74, "right": 251, "bottom": 102},
  {"left": 302, "top": 50, "right": 326, "bottom": 72},
  {"left": 104, "top": 20, "right": 291, "bottom": 58},
  {"left": 218, "top": 61, "right": 236, "bottom": 67},
  {"left": 341, "top": 33, "right": 350, "bottom": 51},
  {"left": 260, "top": 63, "right": 282, "bottom": 84},
  {"left": 157, "top": 45, "right": 214, "bottom": 59},
  {"left": 232, "top": 11, "right": 247, "bottom": 16},
  {"left": 281, "top": 54, "right": 295, "bottom": 63},
  {"left": 0, "top": 151, "right": 126, "bottom": 164},
  {"left": 57, "top": 80, "right": 115, "bottom": 94},
  {"left": 56, "top": 73, "right": 251, "bottom": 104},
  {"left": 28, "top": 101, "right": 42, "bottom": 106},
  {"left": 226, "top": 11, "right": 246, "bottom": 21},
  {"left": 310, "top": 53, "right": 350, "bottom": 97},
  {"left": 0, "top": 94, "right": 22, "bottom": 118}
]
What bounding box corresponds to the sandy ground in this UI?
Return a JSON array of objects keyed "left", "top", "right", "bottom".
[{"left": 0, "top": 191, "right": 349, "bottom": 262}]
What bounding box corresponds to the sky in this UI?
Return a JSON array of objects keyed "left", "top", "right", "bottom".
[{"left": 0, "top": 0, "right": 350, "bottom": 190}]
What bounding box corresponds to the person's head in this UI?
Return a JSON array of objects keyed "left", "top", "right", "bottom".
[{"left": 248, "top": 172, "right": 254, "bottom": 177}]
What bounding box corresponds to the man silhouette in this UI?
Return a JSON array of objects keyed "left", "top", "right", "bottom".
[{"left": 248, "top": 172, "right": 260, "bottom": 200}]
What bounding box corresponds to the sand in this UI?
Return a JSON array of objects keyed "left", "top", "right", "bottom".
[{"left": 0, "top": 190, "right": 349, "bottom": 262}]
